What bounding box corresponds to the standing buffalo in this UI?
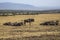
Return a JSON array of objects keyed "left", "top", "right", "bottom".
[{"left": 24, "top": 18, "right": 34, "bottom": 25}]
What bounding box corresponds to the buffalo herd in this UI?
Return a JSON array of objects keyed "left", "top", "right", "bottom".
[
  {"left": 3, "top": 18, "right": 59, "bottom": 26},
  {"left": 3, "top": 18, "right": 34, "bottom": 26}
]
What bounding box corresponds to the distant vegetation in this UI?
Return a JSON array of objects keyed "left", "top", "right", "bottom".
[{"left": 0, "top": 10, "right": 60, "bottom": 16}]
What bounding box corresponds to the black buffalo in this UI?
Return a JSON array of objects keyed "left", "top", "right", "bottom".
[
  {"left": 40, "top": 20, "right": 59, "bottom": 26},
  {"left": 24, "top": 18, "right": 34, "bottom": 25},
  {"left": 3, "top": 22, "right": 12, "bottom": 26},
  {"left": 12, "top": 22, "right": 23, "bottom": 26},
  {"left": 3, "top": 22, "right": 24, "bottom": 26}
]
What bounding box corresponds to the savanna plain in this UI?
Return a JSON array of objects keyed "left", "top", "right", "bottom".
[{"left": 0, "top": 13, "right": 60, "bottom": 40}]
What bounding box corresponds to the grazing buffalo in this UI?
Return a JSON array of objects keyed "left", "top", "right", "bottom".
[
  {"left": 40, "top": 20, "right": 59, "bottom": 26},
  {"left": 24, "top": 18, "right": 34, "bottom": 25}
]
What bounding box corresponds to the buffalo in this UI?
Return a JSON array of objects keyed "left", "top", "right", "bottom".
[
  {"left": 3, "top": 22, "right": 11, "bottom": 26},
  {"left": 12, "top": 22, "right": 23, "bottom": 26},
  {"left": 3, "top": 22, "right": 24, "bottom": 26},
  {"left": 40, "top": 20, "right": 59, "bottom": 26},
  {"left": 24, "top": 18, "right": 34, "bottom": 25}
]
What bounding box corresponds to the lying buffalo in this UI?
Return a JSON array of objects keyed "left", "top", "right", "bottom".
[
  {"left": 3, "top": 22, "right": 11, "bottom": 26},
  {"left": 12, "top": 22, "right": 23, "bottom": 26},
  {"left": 40, "top": 20, "right": 59, "bottom": 26},
  {"left": 3, "top": 22, "right": 23, "bottom": 26}
]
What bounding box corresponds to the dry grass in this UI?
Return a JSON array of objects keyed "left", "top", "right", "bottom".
[{"left": 0, "top": 13, "right": 60, "bottom": 40}]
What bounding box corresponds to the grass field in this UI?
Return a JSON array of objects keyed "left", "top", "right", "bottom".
[{"left": 0, "top": 13, "right": 60, "bottom": 40}]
